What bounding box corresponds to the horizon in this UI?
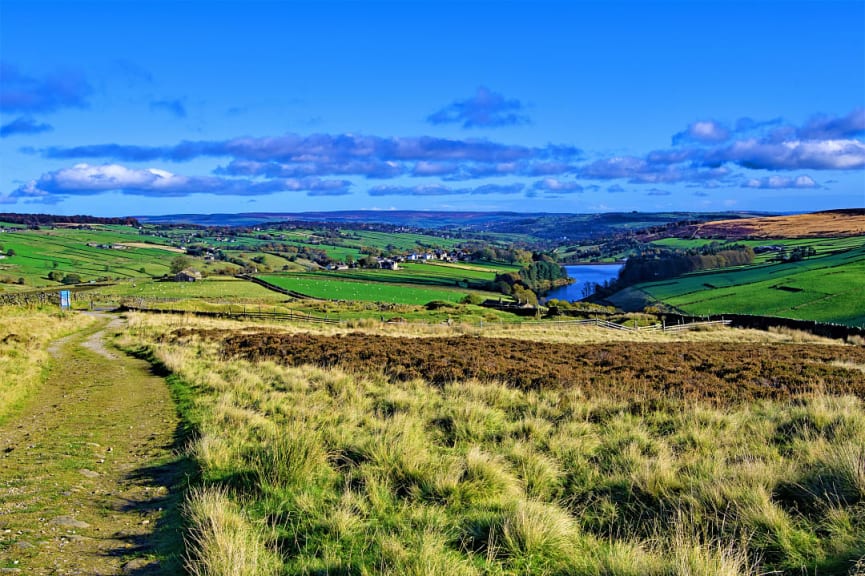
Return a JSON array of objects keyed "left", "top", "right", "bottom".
[{"left": 1, "top": 0, "right": 863, "bottom": 216}]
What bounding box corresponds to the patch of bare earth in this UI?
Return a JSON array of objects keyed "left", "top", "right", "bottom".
[{"left": 0, "top": 316, "right": 185, "bottom": 575}]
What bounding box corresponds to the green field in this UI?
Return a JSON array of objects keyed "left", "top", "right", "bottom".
[
  {"left": 650, "top": 236, "right": 865, "bottom": 263},
  {"left": 613, "top": 245, "right": 865, "bottom": 327},
  {"left": 257, "top": 273, "right": 487, "bottom": 304},
  {"left": 87, "top": 276, "right": 286, "bottom": 302},
  {"left": 0, "top": 226, "right": 179, "bottom": 286},
  {"left": 318, "top": 262, "right": 512, "bottom": 287},
  {"left": 344, "top": 230, "right": 463, "bottom": 251}
]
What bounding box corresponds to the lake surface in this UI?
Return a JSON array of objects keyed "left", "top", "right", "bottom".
[{"left": 544, "top": 264, "right": 623, "bottom": 302}]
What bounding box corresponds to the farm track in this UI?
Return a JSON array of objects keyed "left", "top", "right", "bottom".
[
  {"left": 191, "top": 330, "right": 865, "bottom": 404},
  {"left": 0, "top": 316, "right": 185, "bottom": 575}
]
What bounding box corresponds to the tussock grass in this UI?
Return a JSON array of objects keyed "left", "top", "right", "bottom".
[
  {"left": 185, "top": 487, "right": 280, "bottom": 576},
  {"left": 121, "top": 312, "right": 865, "bottom": 575}
]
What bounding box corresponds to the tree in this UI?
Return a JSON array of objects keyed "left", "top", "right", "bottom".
[
  {"left": 61, "top": 273, "right": 81, "bottom": 285},
  {"left": 6, "top": 249, "right": 15, "bottom": 257},
  {"left": 512, "top": 285, "right": 538, "bottom": 306},
  {"left": 169, "top": 255, "right": 192, "bottom": 274}
]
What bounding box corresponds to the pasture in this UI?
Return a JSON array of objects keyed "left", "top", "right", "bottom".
[
  {"left": 650, "top": 236, "right": 865, "bottom": 263},
  {"left": 612, "top": 245, "right": 865, "bottom": 327},
  {"left": 256, "top": 273, "right": 482, "bottom": 304},
  {"left": 318, "top": 262, "right": 507, "bottom": 287},
  {"left": 0, "top": 226, "right": 178, "bottom": 286},
  {"left": 86, "top": 276, "right": 286, "bottom": 302}
]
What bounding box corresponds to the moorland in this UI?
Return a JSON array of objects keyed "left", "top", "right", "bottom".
[{"left": 0, "top": 208, "right": 863, "bottom": 575}]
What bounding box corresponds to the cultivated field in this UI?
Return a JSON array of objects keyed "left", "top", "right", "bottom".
[{"left": 119, "top": 312, "right": 865, "bottom": 575}]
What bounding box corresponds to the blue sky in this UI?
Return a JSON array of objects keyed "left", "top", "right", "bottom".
[{"left": 1, "top": 0, "right": 863, "bottom": 217}]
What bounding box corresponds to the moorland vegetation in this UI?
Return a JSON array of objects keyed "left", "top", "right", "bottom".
[{"left": 117, "top": 313, "right": 865, "bottom": 575}]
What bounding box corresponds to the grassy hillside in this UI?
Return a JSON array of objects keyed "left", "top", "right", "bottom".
[
  {"left": 0, "top": 225, "right": 179, "bottom": 287},
  {"left": 609, "top": 244, "right": 865, "bottom": 327},
  {"left": 121, "top": 313, "right": 865, "bottom": 576},
  {"left": 689, "top": 210, "right": 865, "bottom": 239}
]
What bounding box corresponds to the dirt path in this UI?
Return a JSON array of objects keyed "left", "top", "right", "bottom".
[{"left": 0, "top": 315, "right": 187, "bottom": 575}]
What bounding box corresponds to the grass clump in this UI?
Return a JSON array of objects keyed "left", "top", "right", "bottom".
[{"left": 185, "top": 487, "right": 280, "bottom": 576}]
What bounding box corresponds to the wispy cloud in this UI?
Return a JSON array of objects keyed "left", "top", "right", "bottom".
[
  {"left": 743, "top": 175, "right": 818, "bottom": 189},
  {"left": 0, "top": 62, "right": 91, "bottom": 113},
  {"left": 38, "top": 133, "right": 581, "bottom": 184},
  {"left": 427, "top": 87, "right": 530, "bottom": 128},
  {"left": 580, "top": 109, "right": 865, "bottom": 185},
  {"left": 368, "top": 183, "right": 524, "bottom": 196},
  {"left": 41, "top": 133, "right": 575, "bottom": 163},
  {"left": 0, "top": 116, "right": 53, "bottom": 138},
  {"left": 672, "top": 120, "right": 730, "bottom": 145},
  {"left": 150, "top": 98, "right": 187, "bottom": 118},
  {"left": 797, "top": 108, "right": 864, "bottom": 140},
  {"left": 532, "top": 178, "right": 583, "bottom": 193},
  {"left": 10, "top": 163, "right": 351, "bottom": 202},
  {"left": 705, "top": 138, "right": 865, "bottom": 170},
  {"left": 11, "top": 108, "right": 861, "bottom": 204},
  {"left": 218, "top": 159, "right": 405, "bottom": 179}
]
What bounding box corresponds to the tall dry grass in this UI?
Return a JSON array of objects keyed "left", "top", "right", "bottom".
[
  {"left": 119, "top": 312, "right": 865, "bottom": 575},
  {"left": 0, "top": 307, "right": 95, "bottom": 421}
]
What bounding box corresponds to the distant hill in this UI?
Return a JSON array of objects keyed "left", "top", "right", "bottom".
[
  {"left": 686, "top": 209, "right": 865, "bottom": 239},
  {"left": 134, "top": 210, "right": 771, "bottom": 239},
  {"left": 135, "top": 210, "right": 535, "bottom": 229}
]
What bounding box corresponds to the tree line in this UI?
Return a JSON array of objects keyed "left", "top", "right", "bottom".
[
  {"left": 0, "top": 213, "right": 140, "bottom": 227},
  {"left": 595, "top": 244, "right": 756, "bottom": 297}
]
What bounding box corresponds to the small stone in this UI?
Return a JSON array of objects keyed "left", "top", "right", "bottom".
[
  {"left": 49, "top": 516, "right": 90, "bottom": 529},
  {"left": 79, "top": 469, "right": 99, "bottom": 478}
]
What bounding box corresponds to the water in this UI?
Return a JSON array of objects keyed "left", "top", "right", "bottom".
[{"left": 544, "top": 264, "right": 623, "bottom": 302}]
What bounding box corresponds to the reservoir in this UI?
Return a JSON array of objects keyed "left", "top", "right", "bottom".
[{"left": 544, "top": 263, "right": 623, "bottom": 302}]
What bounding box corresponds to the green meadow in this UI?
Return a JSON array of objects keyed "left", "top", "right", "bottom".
[
  {"left": 318, "top": 262, "right": 513, "bottom": 287},
  {"left": 650, "top": 236, "right": 865, "bottom": 263},
  {"left": 613, "top": 245, "right": 865, "bottom": 327},
  {"left": 88, "top": 276, "right": 286, "bottom": 302},
  {"left": 0, "top": 227, "right": 177, "bottom": 286},
  {"left": 256, "top": 273, "right": 482, "bottom": 304}
]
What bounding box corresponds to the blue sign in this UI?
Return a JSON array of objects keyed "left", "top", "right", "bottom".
[{"left": 60, "top": 290, "right": 71, "bottom": 309}]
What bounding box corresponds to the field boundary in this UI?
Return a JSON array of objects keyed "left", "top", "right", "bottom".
[
  {"left": 237, "top": 273, "right": 323, "bottom": 300},
  {"left": 117, "top": 303, "right": 341, "bottom": 324}
]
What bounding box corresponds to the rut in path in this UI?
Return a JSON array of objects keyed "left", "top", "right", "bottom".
[{"left": 0, "top": 315, "right": 189, "bottom": 575}]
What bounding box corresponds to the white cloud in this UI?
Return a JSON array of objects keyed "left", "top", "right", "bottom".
[{"left": 744, "top": 174, "right": 818, "bottom": 189}]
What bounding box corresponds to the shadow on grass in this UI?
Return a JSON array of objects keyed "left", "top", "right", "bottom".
[{"left": 105, "top": 345, "right": 203, "bottom": 575}]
